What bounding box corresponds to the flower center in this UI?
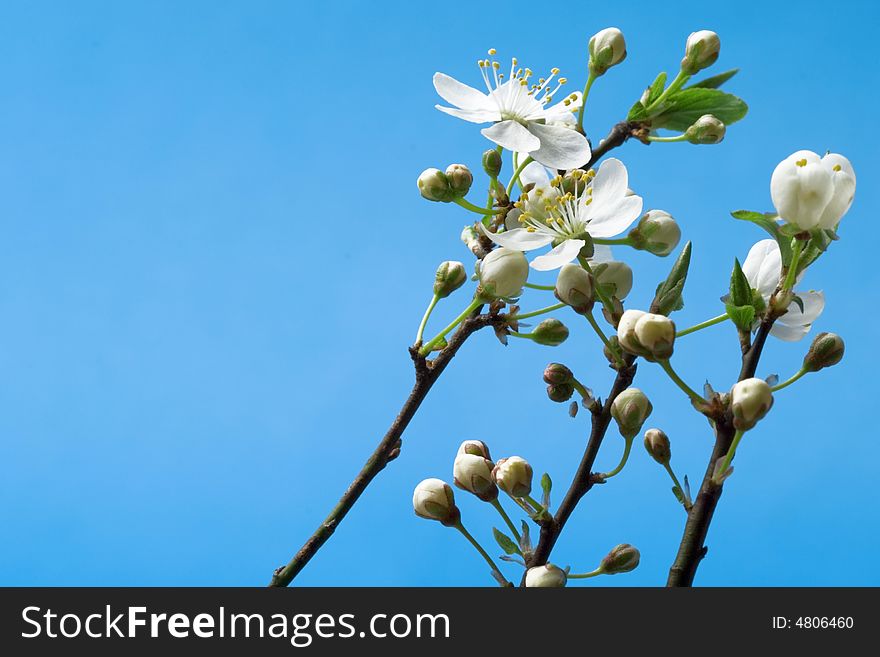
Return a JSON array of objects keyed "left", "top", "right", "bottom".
[{"left": 516, "top": 169, "right": 596, "bottom": 238}]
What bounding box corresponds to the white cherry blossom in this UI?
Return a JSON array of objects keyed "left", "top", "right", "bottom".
[{"left": 770, "top": 150, "right": 856, "bottom": 231}]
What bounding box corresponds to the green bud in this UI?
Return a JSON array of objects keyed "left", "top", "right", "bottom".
[
  {"left": 547, "top": 383, "right": 575, "bottom": 403},
  {"left": 681, "top": 30, "right": 720, "bottom": 75},
  {"left": 531, "top": 318, "right": 570, "bottom": 346},
  {"left": 417, "top": 168, "right": 454, "bottom": 202},
  {"left": 802, "top": 332, "right": 844, "bottom": 372},
  {"left": 611, "top": 387, "right": 653, "bottom": 439},
  {"left": 482, "top": 149, "right": 502, "bottom": 178},
  {"left": 554, "top": 263, "right": 595, "bottom": 314},
  {"left": 600, "top": 543, "right": 641, "bottom": 574},
  {"left": 588, "top": 27, "right": 627, "bottom": 77},
  {"left": 643, "top": 428, "right": 671, "bottom": 465},
  {"left": 543, "top": 362, "right": 574, "bottom": 385},
  {"left": 445, "top": 163, "right": 473, "bottom": 197},
  {"left": 685, "top": 114, "right": 726, "bottom": 144},
  {"left": 433, "top": 261, "right": 467, "bottom": 298}
]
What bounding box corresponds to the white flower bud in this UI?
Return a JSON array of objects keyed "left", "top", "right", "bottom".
[
  {"left": 616, "top": 309, "right": 646, "bottom": 355},
  {"left": 445, "top": 163, "right": 473, "bottom": 197},
  {"left": 611, "top": 388, "right": 653, "bottom": 439},
  {"left": 600, "top": 543, "right": 641, "bottom": 574},
  {"left": 588, "top": 27, "right": 627, "bottom": 76},
  {"left": 417, "top": 168, "right": 453, "bottom": 202},
  {"left": 630, "top": 210, "right": 681, "bottom": 257},
  {"left": 643, "top": 428, "right": 671, "bottom": 465},
  {"left": 681, "top": 30, "right": 720, "bottom": 74},
  {"left": 453, "top": 453, "right": 497, "bottom": 501},
  {"left": 730, "top": 378, "right": 773, "bottom": 431},
  {"left": 592, "top": 260, "right": 633, "bottom": 299},
  {"left": 412, "top": 478, "right": 460, "bottom": 525},
  {"left": 433, "top": 261, "right": 467, "bottom": 298},
  {"left": 770, "top": 150, "right": 856, "bottom": 231},
  {"left": 616, "top": 310, "right": 676, "bottom": 361},
  {"left": 492, "top": 456, "right": 533, "bottom": 498},
  {"left": 684, "top": 114, "right": 725, "bottom": 144},
  {"left": 478, "top": 248, "right": 529, "bottom": 299},
  {"left": 457, "top": 439, "right": 491, "bottom": 458},
  {"left": 554, "top": 263, "right": 595, "bottom": 313},
  {"left": 525, "top": 564, "right": 568, "bottom": 588}
]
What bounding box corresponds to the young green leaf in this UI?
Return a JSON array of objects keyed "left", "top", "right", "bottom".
[
  {"left": 628, "top": 71, "right": 668, "bottom": 121},
  {"left": 729, "top": 258, "right": 752, "bottom": 306},
  {"left": 650, "top": 88, "right": 748, "bottom": 132},
  {"left": 725, "top": 303, "right": 756, "bottom": 332},
  {"left": 730, "top": 210, "right": 794, "bottom": 266},
  {"left": 685, "top": 68, "right": 739, "bottom": 90},
  {"left": 651, "top": 241, "right": 692, "bottom": 316},
  {"left": 493, "top": 528, "right": 520, "bottom": 556},
  {"left": 540, "top": 473, "right": 552, "bottom": 508}
]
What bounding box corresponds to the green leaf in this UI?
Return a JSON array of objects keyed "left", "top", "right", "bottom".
[
  {"left": 686, "top": 68, "right": 739, "bottom": 89},
  {"left": 725, "top": 303, "right": 756, "bottom": 332},
  {"left": 492, "top": 528, "right": 520, "bottom": 555},
  {"left": 729, "top": 258, "right": 751, "bottom": 306},
  {"left": 651, "top": 88, "right": 748, "bottom": 132},
  {"left": 628, "top": 71, "right": 667, "bottom": 121},
  {"left": 730, "top": 210, "right": 794, "bottom": 266},
  {"left": 651, "top": 241, "right": 692, "bottom": 316},
  {"left": 540, "top": 473, "right": 552, "bottom": 508}
]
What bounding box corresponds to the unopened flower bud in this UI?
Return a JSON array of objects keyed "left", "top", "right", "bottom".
[
  {"left": 802, "top": 332, "right": 845, "bottom": 372},
  {"left": 445, "top": 163, "right": 473, "bottom": 197},
  {"left": 543, "top": 362, "right": 574, "bottom": 385},
  {"left": 412, "top": 478, "right": 460, "bottom": 526},
  {"left": 492, "top": 456, "right": 533, "bottom": 498},
  {"left": 546, "top": 383, "right": 574, "bottom": 403},
  {"left": 600, "top": 543, "right": 640, "bottom": 574},
  {"left": 478, "top": 248, "right": 529, "bottom": 299},
  {"left": 417, "top": 168, "right": 453, "bottom": 202},
  {"left": 433, "top": 261, "right": 467, "bottom": 298},
  {"left": 681, "top": 30, "right": 720, "bottom": 75},
  {"left": 685, "top": 114, "right": 726, "bottom": 144},
  {"left": 616, "top": 309, "right": 675, "bottom": 361},
  {"left": 730, "top": 378, "right": 773, "bottom": 431},
  {"left": 525, "top": 564, "right": 568, "bottom": 588},
  {"left": 611, "top": 388, "right": 653, "bottom": 439},
  {"left": 629, "top": 210, "right": 681, "bottom": 257},
  {"left": 482, "top": 149, "right": 502, "bottom": 178},
  {"left": 770, "top": 151, "right": 856, "bottom": 231},
  {"left": 588, "top": 27, "right": 627, "bottom": 77},
  {"left": 643, "top": 428, "right": 671, "bottom": 465},
  {"left": 532, "top": 318, "right": 570, "bottom": 346},
  {"left": 458, "top": 439, "right": 492, "bottom": 459},
  {"left": 554, "top": 263, "right": 595, "bottom": 314},
  {"left": 593, "top": 261, "right": 633, "bottom": 299},
  {"left": 453, "top": 453, "right": 498, "bottom": 502}
]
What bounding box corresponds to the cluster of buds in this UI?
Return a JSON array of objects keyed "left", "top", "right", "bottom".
[
  {"left": 680, "top": 30, "right": 720, "bottom": 75},
  {"left": 770, "top": 151, "right": 856, "bottom": 231},
  {"left": 643, "top": 428, "right": 671, "bottom": 465},
  {"left": 477, "top": 247, "right": 529, "bottom": 299},
  {"left": 412, "top": 478, "right": 460, "bottom": 526},
  {"left": 418, "top": 164, "right": 473, "bottom": 202},
  {"left": 453, "top": 440, "right": 497, "bottom": 502},
  {"left": 802, "top": 332, "right": 845, "bottom": 372},
  {"left": 554, "top": 263, "right": 595, "bottom": 314},
  {"left": 588, "top": 27, "right": 627, "bottom": 77},
  {"left": 492, "top": 456, "right": 533, "bottom": 498},
  {"left": 730, "top": 378, "right": 774, "bottom": 431},
  {"left": 611, "top": 388, "right": 653, "bottom": 439},
  {"left": 685, "top": 114, "right": 726, "bottom": 145},
  {"left": 628, "top": 210, "right": 681, "bottom": 257},
  {"left": 433, "top": 261, "right": 467, "bottom": 298},
  {"left": 544, "top": 362, "right": 575, "bottom": 403},
  {"left": 617, "top": 309, "right": 676, "bottom": 361},
  {"left": 524, "top": 564, "right": 568, "bottom": 588}
]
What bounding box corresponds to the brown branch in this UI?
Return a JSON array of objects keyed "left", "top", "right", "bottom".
[
  {"left": 521, "top": 354, "right": 638, "bottom": 583},
  {"left": 268, "top": 311, "right": 499, "bottom": 587},
  {"left": 666, "top": 315, "right": 775, "bottom": 586},
  {"left": 584, "top": 121, "right": 640, "bottom": 170}
]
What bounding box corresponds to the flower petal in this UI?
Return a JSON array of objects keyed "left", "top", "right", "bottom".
[
  {"left": 519, "top": 159, "right": 552, "bottom": 190},
  {"left": 587, "top": 195, "right": 643, "bottom": 238},
  {"left": 435, "top": 104, "right": 498, "bottom": 124},
  {"left": 543, "top": 92, "right": 582, "bottom": 123},
  {"left": 769, "top": 322, "right": 810, "bottom": 342},
  {"left": 479, "top": 224, "right": 553, "bottom": 251},
  {"left": 741, "top": 239, "right": 781, "bottom": 297},
  {"left": 786, "top": 290, "right": 825, "bottom": 324},
  {"left": 591, "top": 158, "right": 629, "bottom": 204},
  {"left": 530, "top": 239, "right": 585, "bottom": 271},
  {"left": 481, "top": 120, "right": 541, "bottom": 152},
  {"left": 526, "top": 122, "right": 591, "bottom": 170},
  {"left": 433, "top": 72, "right": 492, "bottom": 111}
]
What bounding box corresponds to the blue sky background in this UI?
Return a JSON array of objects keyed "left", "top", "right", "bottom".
[{"left": 1, "top": 0, "right": 877, "bottom": 586}]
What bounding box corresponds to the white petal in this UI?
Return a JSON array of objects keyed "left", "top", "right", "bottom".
[
  {"left": 741, "top": 239, "right": 781, "bottom": 297},
  {"left": 481, "top": 120, "right": 541, "bottom": 152},
  {"left": 519, "top": 160, "right": 552, "bottom": 190},
  {"left": 435, "top": 104, "right": 499, "bottom": 124},
  {"left": 590, "top": 158, "right": 629, "bottom": 204},
  {"left": 543, "top": 92, "right": 582, "bottom": 122},
  {"left": 530, "top": 239, "right": 586, "bottom": 271},
  {"left": 526, "top": 122, "right": 591, "bottom": 170},
  {"left": 769, "top": 322, "right": 810, "bottom": 342},
  {"left": 786, "top": 290, "right": 825, "bottom": 324},
  {"left": 590, "top": 244, "right": 614, "bottom": 263},
  {"left": 433, "top": 72, "right": 491, "bottom": 111},
  {"left": 587, "top": 195, "right": 643, "bottom": 238},
  {"left": 479, "top": 224, "right": 553, "bottom": 251}
]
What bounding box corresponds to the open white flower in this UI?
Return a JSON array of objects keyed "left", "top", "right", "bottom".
[
  {"left": 434, "top": 52, "right": 590, "bottom": 170},
  {"left": 483, "top": 158, "right": 643, "bottom": 270},
  {"left": 742, "top": 239, "right": 825, "bottom": 341}
]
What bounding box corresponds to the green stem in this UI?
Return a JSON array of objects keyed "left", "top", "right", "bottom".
[
  {"left": 524, "top": 282, "right": 555, "bottom": 291},
  {"left": 508, "top": 331, "right": 533, "bottom": 340},
  {"left": 490, "top": 498, "right": 521, "bottom": 544},
  {"left": 663, "top": 462, "right": 691, "bottom": 509},
  {"left": 506, "top": 155, "right": 533, "bottom": 196},
  {"left": 647, "top": 134, "right": 688, "bottom": 143},
  {"left": 602, "top": 436, "right": 633, "bottom": 479},
  {"left": 780, "top": 238, "right": 805, "bottom": 294},
  {"left": 676, "top": 312, "right": 730, "bottom": 337},
  {"left": 577, "top": 257, "right": 614, "bottom": 310},
  {"left": 593, "top": 237, "right": 634, "bottom": 246},
  {"left": 453, "top": 197, "right": 499, "bottom": 216},
  {"left": 509, "top": 302, "right": 566, "bottom": 321},
  {"left": 658, "top": 359, "right": 705, "bottom": 406},
  {"left": 645, "top": 69, "right": 690, "bottom": 113},
  {"left": 419, "top": 297, "right": 482, "bottom": 355},
  {"left": 771, "top": 367, "right": 809, "bottom": 392},
  {"left": 571, "top": 378, "right": 591, "bottom": 401},
  {"left": 714, "top": 429, "right": 745, "bottom": 484},
  {"left": 584, "top": 311, "right": 621, "bottom": 364},
  {"left": 454, "top": 521, "right": 509, "bottom": 587},
  {"left": 567, "top": 566, "right": 604, "bottom": 580},
  {"left": 415, "top": 294, "right": 440, "bottom": 344},
  {"left": 576, "top": 73, "right": 596, "bottom": 132},
  {"left": 524, "top": 494, "right": 545, "bottom": 513}
]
